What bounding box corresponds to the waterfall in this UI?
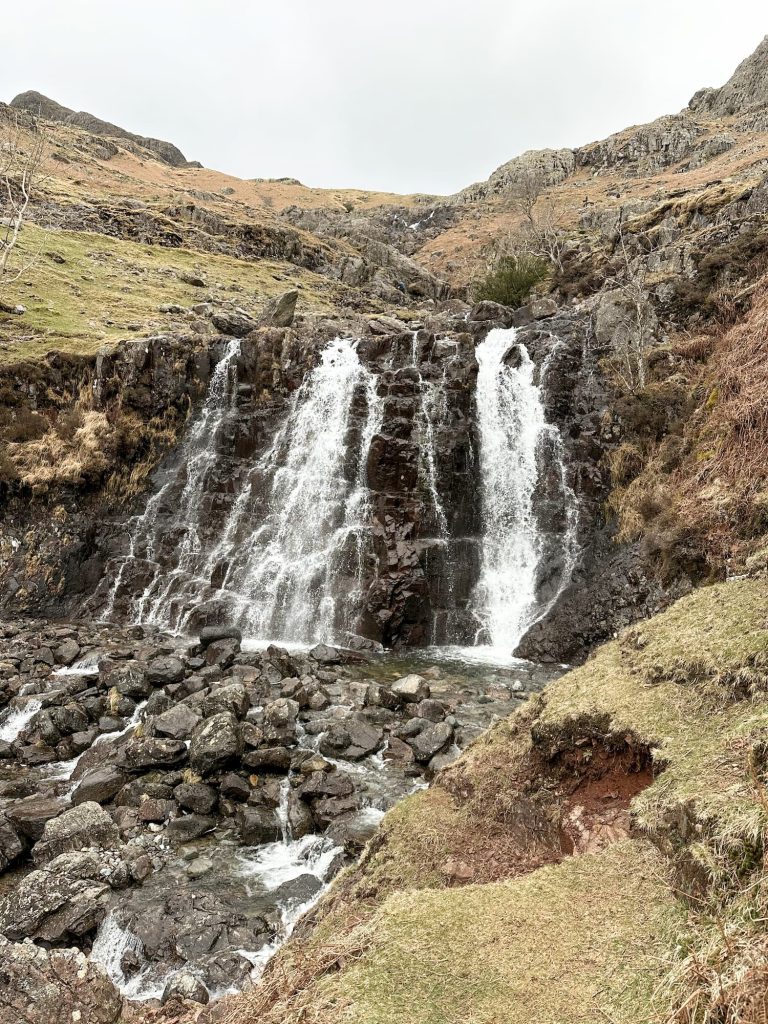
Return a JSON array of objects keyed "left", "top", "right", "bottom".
[
  {"left": 473, "top": 327, "right": 578, "bottom": 652},
  {"left": 0, "top": 697, "right": 42, "bottom": 743},
  {"left": 101, "top": 339, "right": 241, "bottom": 625},
  {"left": 213, "top": 337, "right": 382, "bottom": 643}
]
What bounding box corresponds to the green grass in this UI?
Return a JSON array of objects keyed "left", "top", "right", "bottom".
[{"left": 0, "top": 223, "right": 337, "bottom": 364}]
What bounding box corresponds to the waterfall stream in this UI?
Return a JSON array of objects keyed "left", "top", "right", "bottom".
[{"left": 472, "top": 327, "right": 578, "bottom": 652}]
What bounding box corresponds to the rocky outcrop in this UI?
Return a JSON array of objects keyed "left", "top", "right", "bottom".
[
  {"left": 689, "top": 35, "right": 768, "bottom": 117},
  {"left": 10, "top": 90, "right": 194, "bottom": 167},
  {"left": 0, "top": 936, "right": 123, "bottom": 1024}
]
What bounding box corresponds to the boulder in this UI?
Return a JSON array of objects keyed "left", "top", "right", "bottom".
[
  {"left": 71, "top": 765, "right": 128, "bottom": 805},
  {"left": 309, "top": 643, "right": 341, "bottom": 664},
  {"left": 204, "top": 637, "right": 240, "bottom": 668},
  {"left": 298, "top": 770, "right": 355, "bottom": 800},
  {"left": 32, "top": 801, "right": 121, "bottom": 864},
  {"left": 53, "top": 638, "right": 81, "bottom": 666},
  {"left": 0, "top": 814, "right": 24, "bottom": 872},
  {"left": 211, "top": 310, "right": 256, "bottom": 337},
  {"left": 201, "top": 682, "right": 249, "bottom": 719},
  {"left": 165, "top": 814, "right": 217, "bottom": 843},
  {"left": 146, "top": 655, "right": 185, "bottom": 685},
  {"left": 0, "top": 935, "right": 123, "bottom": 1024},
  {"left": 319, "top": 718, "right": 383, "bottom": 760},
  {"left": 154, "top": 703, "right": 202, "bottom": 739},
  {"left": 241, "top": 746, "right": 292, "bottom": 771},
  {"left": 409, "top": 721, "right": 454, "bottom": 762},
  {"left": 199, "top": 624, "right": 243, "bottom": 647},
  {"left": 6, "top": 796, "right": 67, "bottom": 842},
  {"left": 189, "top": 712, "right": 242, "bottom": 775},
  {"left": 161, "top": 971, "right": 210, "bottom": 1006},
  {"left": 101, "top": 660, "right": 150, "bottom": 699},
  {"left": 391, "top": 674, "right": 430, "bottom": 703},
  {"left": 0, "top": 850, "right": 112, "bottom": 942},
  {"left": 255, "top": 288, "right": 298, "bottom": 328},
  {"left": 174, "top": 782, "right": 218, "bottom": 815},
  {"left": 119, "top": 736, "right": 188, "bottom": 770},
  {"left": 264, "top": 698, "right": 299, "bottom": 729},
  {"left": 236, "top": 805, "right": 280, "bottom": 844}
]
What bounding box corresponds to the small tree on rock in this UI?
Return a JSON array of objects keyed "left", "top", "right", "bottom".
[{"left": 0, "top": 107, "right": 46, "bottom": 309}]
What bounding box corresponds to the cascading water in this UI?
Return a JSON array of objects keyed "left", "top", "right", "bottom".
[
  {"left": 472, "top": 327, "right": 578, "bottom": 652},
  {"left": 0, "top": 697, "right": 42, "bottom": 742},
  {"left": 101, "top": 338, "right": 241, "bottom": 624},
  {"left": 213, "top": 337, "right": 382, "bottom": 643}
]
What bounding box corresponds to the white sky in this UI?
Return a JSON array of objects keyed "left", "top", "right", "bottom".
[{"left": 2, "top": 1, "right": 766, "bottom": 194}]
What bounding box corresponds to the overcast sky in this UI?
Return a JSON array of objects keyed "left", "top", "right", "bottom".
[{"left": 2, "top": 1, "right": 766, "bottom": 194}]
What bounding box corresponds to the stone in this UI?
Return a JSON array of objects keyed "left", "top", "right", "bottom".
[
  {"left": 416, "top": 698, "right": 446, "bottom": 722},
  {"left": 72, "top": 765, "right": 128, "bottom": 805},
  {"left": 409, "top": 721, "right": 453, "bottom": 762},
  {"left": 241, "top": 746, "right": 292, "bottom": 771},
  {"left": 255, "top": 288, "right": 298, "bottom": 328},
  {"left": 137, "top": 797, "right": 175, "bottom": 823},
  {"left": 146, "top": 655, "right": 185, "bottom": 685},
  {"left": 319, "top": 718, "right": 383, "bottom": 760},
  {"left": 236, "top": 805, "right": 280, "bottom": 844},
  {"left": 264, "top": 697, "right": 299, "bottom": 728},
  {"left": 219, "top": 772, "right": 251, "bottom": 801},
  {"left": 6, "top": 796, "right": 67, "bottom": 842},
  {"left": 201, "top": 681, "right": 249, "bottom": 718},
  {"left": 0, "top": 934, "right": 123, "bottom": 1024},
  {"left": 309, "top": 643, "right": 341, "bottom": 664},
  {"left": 189, "top": 712, "right": 242, "bottom": 775},
  {"left": 0, "top": 814, "right": 24, "bottom": 872},
  {"left": 204, "top": 637, "right": 240, "bottom": 668},
  {"left": 32, "top": 801, "right": 121, "bottom": 864},
  {"left": 310, "top": 795, "right": 359, "bottom": 830},
  {"left": 174, "top": 782, "right": 218, "bottom": 814},
  {"left": 161, "top": 971, "right": 210, "bottom": 1006},
  {"left": 54, "top": 637, "right": 81, "bottom": 665},
  {"left": 199, "top": 624, "right": 243, "bottom": 647},
  {"left": 119, "top": 736, "right": 188, "bottom": 770},
  {"left": 0, "top": 850, "right": 112, "bottom": 942},
  {"left": 298, "top": 770, "right": 355, "bottom": 799},
  {"left": 391, "top": 674, "right": 430, "bottom": 703},
  {"left": 165, "top": 814, "right": 217, "bottom": 842},
  {"left": 154, "top": 703, "right": 202, "bottom": 739},
  {"left": 101, "top": 660, "right": 150, "bottom": 699},
  {"left": 211, "top": 310, "right": 256, "bottom": 336}
]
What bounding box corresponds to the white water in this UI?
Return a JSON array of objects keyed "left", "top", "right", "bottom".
[
  {"left": 91, "top": 913, "right": 163, "bottom": 1001},
  {"left": 473, "top": 328, "right": 578, "bottom": 652},
  {"left": 0, "top": 697, "right": 42, "bottom": 742},
  {"left": 101, "top": 339, "right": 241, "bottom": 625},
  {"left": 185, "top": 337, "right": 383, "bottom": 644}
]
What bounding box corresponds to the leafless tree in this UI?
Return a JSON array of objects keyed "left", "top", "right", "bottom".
[
  {"left": 0, "top": 107, "right": 46, "bottom": 305},
  {"left": 507, "top": 167, "right": 567, "bottom": 273},
  {"left": 605, "top": 221, "right": 656, "bottom": 393}
]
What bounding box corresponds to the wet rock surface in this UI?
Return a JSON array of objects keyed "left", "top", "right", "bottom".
[{"left": 0, "top": 616, "right": 559, "bottom": 1013}]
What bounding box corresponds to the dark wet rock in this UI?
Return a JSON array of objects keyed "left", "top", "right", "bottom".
[
  {"left": 32, "top": 801, "right": 121, "bottom": 864},
  {"left": 154, "top": 703, "right": 202, "bottom": 739},
  {"left": 201, "top": 682, "right": 249, "bottom": 719},
  {"left": 101, "top": 659, "right": 150, "bottom": 698},
  {"left": 265, "top": 645, "right": 300, "bottom": 678},
  {"left": 298, "top": 770, "right": 355, "bottom": 800},
  {"left": 138, "top": 797, "right": 176, "bottom": 823},
  {"left": 236, "top": 804, "right": 280, "bottom": 844},
  {"left": 310, "top": 794, "right": 359, "bottom": 829},
  {"left": 328, "top": 808, "right": 383, "bottom": 853},
  {"left": 199, "top": 624, "right": 243, "bottom": 647},
  {"left": 174, "top": 782, "right": 218, "bottom": 815},
  {"left": 189, "top": 712, "right": 242, "bottom": 775},
  {"left": 241, "top": 745, "right": 292, "bottom": 771},
  {"left": 166, "top": 814, "right": 217, "bottom": 842},
  {"left": 319, "top": 718, "right": 383, "bottom": 760},
  {"left": 391, "top": 674, "right": 430, "bottom": 703},
  {"left": 119, "top": 736, "right": 188, "bottom": 770},
  {"left": 365, "top": 681, "right": 400, "bottom": 710},
  {"left": 53, "top": 637, "right": 81, "bottom": 665},
  {"left": 6, "top": 796, "right": 67, "bottom": 842},
  {"left": 204, "top": 637, "right": 240, "bottom": 668},
  {"left": 272, "top": 871, "right": 323, "bottom": 905},
  {"left": 287, "top": 793, "right": 315, "bottom": 839},
  {"left": 409, "top": 721, "right": 454, "bottom": 762},
  {"left": 72, "top": 765, "right": 128, "bottom": 805},
  {"left": 115, "top": 778, "right": 174, "bottom": 808},
  {"left": 0, "top": 814, "right": 24, "bottom": 872},
  {"left": 162, "top": 971, "right": 210, "bottom": 1006},
  {"left": 0, "top": 934, "right": 123, "bottom": 1024},
  {"left": 415, "top": 698, "right": 447, "bottom": 722},
  {"left": 219, "top": 772, "right": 251, "bottom": 802},
  {"left": 264, "top": 697, "right": 299, "bottom": 728},
  {"left": 147, "top": 655, "right": 185, "bottom": 685},
  {"left": 0, "top": 850, "right": 112, "bottom": 942}
]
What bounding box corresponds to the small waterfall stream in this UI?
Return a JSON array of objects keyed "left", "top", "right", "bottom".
[
  {"left": 193, "top": 336, "right": 383, "bottom": 643},
  {"left": 472, "top": 327, "right": 578, "bottom": 652}
]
